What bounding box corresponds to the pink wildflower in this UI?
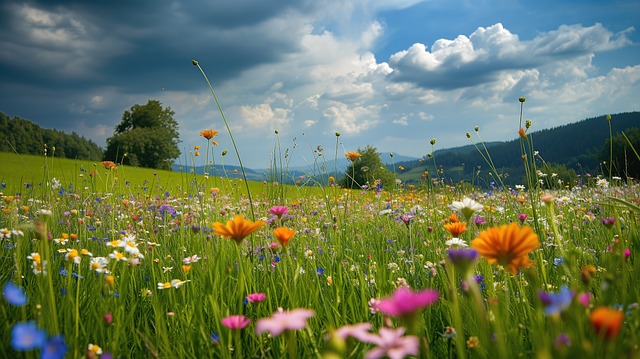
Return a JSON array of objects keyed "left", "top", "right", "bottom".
[
  {"left": 221, "top": 315, "right": 251, "bottom": 330},
  {"left": 256, "top": 308, "right": 314, "bottom": 336},
  {"left": 246, "top": 293, "right": 267, "bottom": 303},
  {"left": 365, "top": 327, "right": 419, "bottom": 359},
  {"left": 269, "top": 206, "right": 289, "bottom": 217},
  {"left": 334, "top": 322, "right": 374, "bottom": 342},
  {"left": 377, "top": 287, "right": 439, "bottom": 317}
]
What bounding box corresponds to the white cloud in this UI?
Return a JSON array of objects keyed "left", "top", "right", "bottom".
[
  {"left": 388, "top": 23, "right": 633, "bottom": 90},
  {"left": 323, "top": 101, "right": 380, "bottom": 134},
  {"left": 240, "top": 103, "right": 291, "bottom": 128}
]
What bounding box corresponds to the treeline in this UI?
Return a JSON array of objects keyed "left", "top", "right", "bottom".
[
  {"left": 0, "top": 112, "right": 102, "bottom": 161},
  {"left": 396, "top": 111, "right": 640, "bottom": 185}
]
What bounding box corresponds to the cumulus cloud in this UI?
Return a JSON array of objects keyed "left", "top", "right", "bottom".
[
  {"left": 322, "top": 101, "right": 381, "bottom": 134},
  {"left": 388, "top": 23, "right": 633, "bottom": 90},
  {"left": 241, "top": 103, "right": 292, "bottom": 128}
]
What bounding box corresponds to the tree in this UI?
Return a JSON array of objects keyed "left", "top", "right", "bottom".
[
  {"left": 599, "top": 127, "right": 640, "bottom": 179},
  {"left": 340, "top": 145, "right": 396, "bottom": 189},
  {"left": 104, "top": 100, "right": 180, "bottom": 170}
]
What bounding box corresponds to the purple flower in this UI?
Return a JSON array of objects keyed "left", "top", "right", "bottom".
[
  {"left": 538, "top": 286, "right": 574, "bottom": 316},
  {"left": 554, "top": 333, "right": 571, "bottom": 348},
  {"left": 11, "top": 321, "right": 47, "bottom": 351},
  {"left": 446, "top": 248, "right": 478, "bottom": 271},
  {"left": 601, "top": 217, "right": 615, "bottom": 228},
  {"left": 377, "top": 287, "right": 439, "bottom": 317},
  {"left": 3, "top": 281, "right": 28, "bottom": 306}
]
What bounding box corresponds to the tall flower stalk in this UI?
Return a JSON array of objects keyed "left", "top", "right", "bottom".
[{"left": 192, "top": 60, "right": 256, "bottom": 220}]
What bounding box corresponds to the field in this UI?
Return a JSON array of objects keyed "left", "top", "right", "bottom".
[{"left": 1, "top": 145, "right": 639, "bottom": 358}]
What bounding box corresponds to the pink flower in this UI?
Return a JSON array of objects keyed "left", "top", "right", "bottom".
[
  {"left": 377, "top": 287, "right": 439, "bottom": 317},
  {"left": 624, "top": 248, "right": 631, "bottom": 259},
  {"left": 221, "top": 315, "right": 251, "bottom": 330},
  {"left": 269, "top": 206, "right": 289, "bottom": 217},
  {"left": 256, "top": 308, "right": 314, "bottom": 336},
  {"left": 578, "top": 292, "right": 592, "bottom": 308},
  {"left": 334, "top": 322, "right": 374, "bottom": 342},
  {"left": 365, "top": 327, "right": 419, "bottom": 359},
  {"left": 246, "top": 293, "right": 267, "bottom": 303}
]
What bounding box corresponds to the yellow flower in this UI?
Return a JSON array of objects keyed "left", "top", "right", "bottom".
[
  {"left": 213, "top": 215, "right": 266, "bottom": 244},
  {"left": 200, "top": 129, "right": 218, "bottom": 140},
  {"left": 345, "top": 152, "right": 361, "bottom": 161},
  {"left": 105, "top": 275, "right": 115, "bottom": 287},
  {"left": 471, "top": 223, "right": 539, "bottom": 274},
  {"left": 273, "top": 227, "right": 296, "bottom": 247}
]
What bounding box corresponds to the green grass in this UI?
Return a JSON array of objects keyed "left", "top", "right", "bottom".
[{"left": 1, "top": 150, "right": 639, "bottom": 359}]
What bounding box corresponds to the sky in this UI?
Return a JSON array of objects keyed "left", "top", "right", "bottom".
[{"left": 0, "top": 0, "right": 639, "bottom": 168}]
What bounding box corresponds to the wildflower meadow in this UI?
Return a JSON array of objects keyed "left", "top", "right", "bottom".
[{"left": 2, "top": 92, "right": 639, "bottom": 358}]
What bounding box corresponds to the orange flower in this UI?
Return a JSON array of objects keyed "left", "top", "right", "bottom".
[
  {"left": 345, "top": 152, "right": 361, "bottom": 161},
  {"left": 213, "top": 215, "right": 266, "bottom": 244},
  {"left": 200, "top": 129, "right": 218, "bottom": 140},
  {"left": 444, "top": 222, "right": 467, "bottom": 237},
  {"left": 471, "top": 222, "right": 539, "bottom": 274},
  {"left": 101, "top": 161, "right": 117, "bottom": 170},
  {"left": 273, "top": 227, "right": 296, "bottom": 247},
  {"left": 448, "top": 213, "right": 460, "bottom": 223},
  {"left": 518, "top": 128, "right": 527, "bottom": 138},
  {"left": 590, "top": 306, "right": 624, "bottom": 339}
]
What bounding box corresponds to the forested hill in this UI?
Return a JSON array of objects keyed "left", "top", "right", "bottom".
[
  {"left": 0, "top": 112, "right": 102, "bottom": 161},
  {"left": 395, "top": 111, "right": 640, "bottom": 184}
]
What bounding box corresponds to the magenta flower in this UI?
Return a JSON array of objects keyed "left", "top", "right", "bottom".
[
  {"left": 365, "top": 327, "right": 419, "bottom": 359},
  {"left": 269, "top": 206, "right": 289, "bottom": 217},
  {"left": 256, "top": 308, "right": 314, "bottom": 336},
  {"left": 377, "top": 287, "right": 439, "bottom": 317},
  {"left": 334, "top": 322, "right": 374, "bottom": 342},
  {"left": 221, "top": 315, "right": 251, "bottom": 330},
  {"left": 246, "top": 292, "right": 267, "bottom": 303}
]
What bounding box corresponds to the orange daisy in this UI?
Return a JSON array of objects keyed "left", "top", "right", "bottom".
[
  {"left": 273, "top": 227, "right": 296, "bottom": 247},
  {"left": 101, "top": 161, "right": 117, "bottom": 170},
  {"left": 471, "top": 222, "right": 539, "bottom": 274},
  {"left": 213, "top": 215, "right": 265, "bottom": 244},
  {"left": 200, "top": 129, "right": 218, "bottom": 141},
  {"left": 345, "top": 152, "right": 361, "bottom": 161},
  {"left": 444, "top": 221, "right": 467, "bottom": 237},
  {"left": 590, "top": 307, "right": 624, "bottom": 340}
]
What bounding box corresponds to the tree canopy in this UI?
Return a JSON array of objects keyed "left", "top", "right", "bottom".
[
  {"left": 104, "top": 100, "right": 180, "bottom": 171},
  {"left": 340, "top": 145, "right": 396, "bottom": 190},
  {"left": 0, "top": 112, "right": 102, "bottom": 160}
]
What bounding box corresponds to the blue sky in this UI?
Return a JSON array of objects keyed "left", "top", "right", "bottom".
[{"left": 0, "top": 0, "right": 638, "bottom": 168}]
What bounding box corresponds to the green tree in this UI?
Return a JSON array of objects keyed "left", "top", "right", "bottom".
[
  {"left": 340, "top": 145, "right": 396, "bottom": 189},
  {"left": 599, "top": 127, "right": 640, "bottom": 179},
  {"left": 104, "top": 100, "right": 180, "bottom": 170}
]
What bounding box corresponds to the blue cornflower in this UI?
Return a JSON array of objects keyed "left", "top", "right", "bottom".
[
  {"left": 41, "top": 335, "right": 67, "bottom": 359},
  {"left": 59, "top": 268, "right": 68, "bottom": 277},
  {"left": 538, "top": 286, "right": 574, "bottom": 316},
  {"left": 210, "top": 332, "right": 220, "bottom": 344},
  {"left": 553, "top": 257, "right": 565, "bottom": 266},
  {"left": 316, "top": 268, "right": 325, "bottom": 276},
  {"left": 3, "top": 281, "right": 28, "bottom": 306},
  {"left": 11, "top": 321, "right": 47, "bottom": 350}
]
